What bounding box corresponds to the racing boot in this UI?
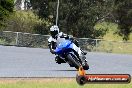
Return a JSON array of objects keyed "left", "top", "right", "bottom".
[
  {"left": 79, "top": 55, "right": 89, "bottom": 70},
  {"left": 55, "top": 56, "right": 65, "bottom": 64}
]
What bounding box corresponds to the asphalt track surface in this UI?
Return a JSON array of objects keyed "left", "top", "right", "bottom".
[{"left": 0, "top": 45, "right": 132, "bottom": 77}]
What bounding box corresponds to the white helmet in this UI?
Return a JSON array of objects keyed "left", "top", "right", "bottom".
[{"left": 50, "top": 25, "right": 59, "bottom": 38}]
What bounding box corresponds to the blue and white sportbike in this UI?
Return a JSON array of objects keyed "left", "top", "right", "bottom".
[{"left": 54, "top": 39, "right": 89, "bottom": 70}]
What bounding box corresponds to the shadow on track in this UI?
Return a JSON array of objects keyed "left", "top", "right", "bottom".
[{"left": 52, "top": 70, "right": 77, "bottom": 71}]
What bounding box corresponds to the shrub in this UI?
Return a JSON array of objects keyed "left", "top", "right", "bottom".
[{"left": 4, "top": 10, "right": 51, "bottom": 34}]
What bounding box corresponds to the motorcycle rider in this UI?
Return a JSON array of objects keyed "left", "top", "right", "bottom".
[{"left": 48, "top": 25, "right": 87, "bottom": 65}]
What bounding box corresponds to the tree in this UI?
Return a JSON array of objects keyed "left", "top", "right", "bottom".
[
  {"left": 14, "top": 0, "right": 21, "bottom": 10},
  {"left": 49, "top": 0, "right": 114, "bottom": 38},
  {"left": 30, "top": 0, "right": 114, "bottom": 38},
  {"left": 114, "top": 0, "right": 132, "bottom": 40},
  {"left": 0, "top": 0, "right": 14, "bottom": 29},
  {"left": 30, "top": 0, "right": 49, "bottom": 19}
]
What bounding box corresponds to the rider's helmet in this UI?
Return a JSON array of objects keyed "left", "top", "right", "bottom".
[{"left": 50, "top": 25, "right": 59, "bottom": 38}]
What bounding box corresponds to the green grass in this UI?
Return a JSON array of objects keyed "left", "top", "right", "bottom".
[
  {"left": 94, "top": 22, "right": 132, "bottom": 54},
  {"left": 0, "top": 78, "right": 131, "bottom": 88},
  {"left": 95, "top": 22, "right": 132, "bottom": 41},
  {"left": 0, "top": 38, "right": 5, "bottom": 44},
  {"left": 95, "top": 41, "right": 132, "bottom": 54},
  {"left": 0, "top": 38, "right": 15, "bottom": 45}
]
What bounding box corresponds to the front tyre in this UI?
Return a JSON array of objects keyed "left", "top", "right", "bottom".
[{"left": 67, "top": 52, "right": 80, "bottom": 69}]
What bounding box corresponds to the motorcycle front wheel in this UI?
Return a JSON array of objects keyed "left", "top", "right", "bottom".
[{"left": 67, "top": 52, "right": 80, "bottom": 69}]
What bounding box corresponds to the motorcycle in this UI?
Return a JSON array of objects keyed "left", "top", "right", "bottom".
[{"left": 54, "top": 39, "right": 89, "bottom": 70}]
